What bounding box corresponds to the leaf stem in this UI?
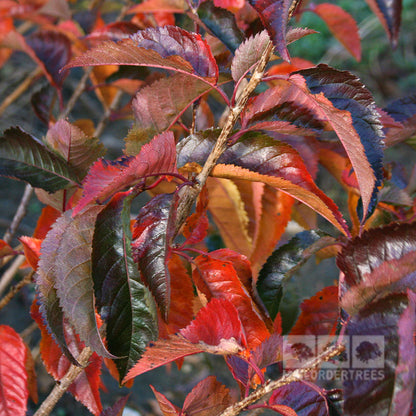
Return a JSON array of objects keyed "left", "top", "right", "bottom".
[
  {"left": 33, "top": 347, "right": 93, "bottom": 416},
  {"left": 218, "top": 343, "right": 345, "bottom": 416},
  {"left": 174, "top": 41, "right": 274, "bottom": 233},
  {"left": 0, "top": 271, "right": 34, "bottom": 312}
]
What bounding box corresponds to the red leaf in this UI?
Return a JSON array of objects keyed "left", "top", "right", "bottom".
[
  {"left": 180, "top": 298, "right": 247, "bottom": 350},
  {"left": 150, "top": 386, "right": 181, "bottom": 416},
  {"left": 0, "top": 239, "right": 15, "bottom": 258},
  {"left": 31, "top": 301, "right": 103, "bottom": 415},
  {"left": 33, "top": 205, "right": 61, "bottom": 239},
  {"left": 193, "top": 254, "right": 270, "bottom": 348},
  {"left": 312, "top": 3, "right": 361, "bottom": 61},
  {"left": 290, "top": 286, "right": 339, "bottom": 336},
  {"left": 182, "top": 376, "right": 234, "bottom": 416},
  {"left": 74, "top": 131, "right": 177, "bottom": 215},
  {"left": 0, "top": 325, "right": 29, "bottom": 416},
  {"left": 182, "top": 187, "right": 209, "bottom": 246},
  {"left": 19, "top": 236, "right": 42, "bottom": 270}
]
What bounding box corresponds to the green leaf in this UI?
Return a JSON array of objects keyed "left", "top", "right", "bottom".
[
  {"left": 257, "top": 230, "right": 336, "bottom": 320},
  {"left": 92, "top": 191, "right": 158, "bottom": 381},
  {"left": 0, "top": 127, "right": 79, "bottom": 192}
]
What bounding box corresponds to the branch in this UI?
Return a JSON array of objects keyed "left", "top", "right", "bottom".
[
  {"left": 0, "top": 270, "right": 34, "bottom": 311},
  {"left": 174, "top": 41, "right": 274, "bottom": 233},
  {"left": 0, "top": 254, "right": 26, "bottom": 297},
  {"left": 2, "top": 184, "right": 33, "bottom": 245},
  {"left": 219, "top": 343, "right": 345, "bottom": 416},
  {"left": 33, "top": 347, "right": 93, "bottom": 416}
]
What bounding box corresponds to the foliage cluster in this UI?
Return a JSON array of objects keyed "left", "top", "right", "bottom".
[{"left": 0, "top": 0, "right": 416, "bottom": 415}]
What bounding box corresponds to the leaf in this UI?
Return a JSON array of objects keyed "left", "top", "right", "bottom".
[
  {"left": 74, "top": 131, "right": 177, "bottom": 215},
  {"left": 206, "top": 177, "right": 252, "bottom": 256},
  {"left": 31, "top": 301, "right": 103, "bottom": 415},
  {"left": 337, "top": 222, "right": 416, "bottom": 315},
  {"left": 364, "top": 0, "right": 402, "bottom": 47},
  {"left": 124, "top": 298, "right": 246, "bottom": 381},
  {"left": 0, "top": 239, "right": 16, "bottom": 258},
  {"left": 247, "top": 0, "right": 293, "bottom": 61},
  {"left": 182, "top": 376, "right": 234, "bottom": 416},
  {"left": 197, "top": 1, "right": 244, "bottom": 53},
  {"left": 25, "top": 30, "right": 72, "bottom": 88},
  {"left": 33, "top": 205, "right": 61, "bottom": 239},
  {"left": 182, "top": 188, "right": 209, "bottom": 246},
  {"left": 128, "top": 0, "right": 187, "bottom": 14},
  {"left": 295, "top": 65, "right": 384, "bottom": 220},
  {"left": 177, "top": 131, "right": 348, "bottom": 234},
  {"left": 257, "top": 230, "right": 336, "bottom": 320},
  {"left": 290, "top": 286, "right": 339, "bottom": 336},
  {"left": 193, "top": 254, "right": 269, "bottom": 348},
  {"left": 344, "top": 292, "right": 416, "bottom": 416},
  {"left": 132, "top": 73, "right": 212, "bottom": 134},
  {"left": 0, "top": 325, "right": 29, "bottom": 416},
  {"left": 269, "top": 381, "right": 331, "bottom": 415},
  {"left": 150, "top": 386, "right": 181, "bottom": 416},
  {"left": 52, "top": 206, "right": 114, "bottom": 358},
  {"left": 31, "top": 84, "right": 54, "bottom": 125},
  {"left": 311, "top": 3, "right": 361, "bottom": 61},
  {"left": 180, "top": 298, "right": 247, "bottom": 350},
  {"left": 100, "top": 395, "right": 130, "bottom": 416},
  {"left": 46, "top": 120, "right": 106, "bottom": 180},
  {"left": 66, "top": 26, "right": 218, "bottom": 81},
  {"left": 92, "top": 191, "right": 158, "bottom": 381},
  {"left": 231, "top": 30, "right": 271, "bottom": 82},
  {"left": 20, "top": 236, "right": 42, "bottom": 270},
  {"left": 132, "top": 193, "right": 178, "bottom": 320},
  {"left": 0, "top": 127, "right": 79, "bottom": 192}
]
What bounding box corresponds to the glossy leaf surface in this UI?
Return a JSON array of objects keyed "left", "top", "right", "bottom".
[
  {"left": 0, "top": 127, "right": 79, "bottom": 192},
  {"left": 0, "top": 325, "right": 29, "bottom": 416},
  {"left": 132, "top": 193, "right": 178, "bottom": 319},
  {"left": 74, "top": 131, "right": 177, "bottom": 215},
  {"left": 92, "top": 191, "right": 158, "bottom": 380},
  {"left": 257, "top": 230, "right": 335, "bottom": 320}
]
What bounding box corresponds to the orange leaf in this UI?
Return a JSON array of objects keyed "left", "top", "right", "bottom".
[
  {"left": 312, "top": 3, "right": 361, "bottom": 61},
  {"left": 19, "top": 236, "right": 42, "bottom": 270},
  {"left": 33, "top": 205, "right": 61, "bottom": 239}
]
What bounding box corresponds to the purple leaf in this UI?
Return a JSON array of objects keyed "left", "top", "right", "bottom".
[
  {"left": 66, "top": 26, "right": 218, "bottom": 82},
  {"left": 337, "top": 222, "right": 416, "bottom": 315},
  {"left": 247, "top": 0, "right": 293, "bottom": 61},
  {"left": 132, "top": 193, "right": 179, "bottom": 320},
  {"left": 73, "top": 131, "right": 177, "bottom": 215},
  {"left": 26, "top": 30, "right": 71, "bottom": 89},
  {"left": 344, "top": 292, "right": 416, "bottom": 416},
  {"left": 100, "top": 395, "right": 130, "bottom": 416}
]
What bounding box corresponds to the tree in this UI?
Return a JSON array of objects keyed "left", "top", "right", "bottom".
[{"left": 0, "top": 0, "right": 415, "bottom": 414}]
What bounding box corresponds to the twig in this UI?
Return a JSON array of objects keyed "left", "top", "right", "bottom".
[
  {"left": 94, "top": 89, "right": 124, "bottom": 137},
  {"left": 174, "top": 41, "right": 274, "bottom": 233},
  {"left": 218, "top": 343, "right": 345, "bottom": 416},
  {"left": 0, "top": 67, "right": 42, "bottom": 116},
  {"left": 0, "top": 270, "right": 34, "bottom": 311},
  {"left": 3, "top": 184, "right": 33, "bottom": 245},
  {"left": 0, "top": 254, "right": 26, "bottom": 297},
  {"left": 33, "top": 347, "right": 93, "bottom": 416}
]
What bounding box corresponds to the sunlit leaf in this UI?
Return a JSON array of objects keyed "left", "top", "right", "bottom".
[
  {"left": 344, "top": 292, "right": 416, "bottom": 416},
  {"left": 132, "top": 193, "right": 178, "bottom": 320},
  {"left": 231, "top": 30, "right": 271, "bottom": 82},
  {"left": 20, "top": 236, "right": 42, "bottom": 270},
  {"left": 74, "top": 131, "right": 177, "bottom": 215},
  {"left": 92, "top": 191, "right": 158, "bottom": 381},
  {"left": 311, "top": 3, "right": 361, "bottom": 61},
  {"left": 0, "top": 325, "right": 29, "bottom": 416},
  {"left": 0, "top": 127, "right": 79, "bottom": 192},
  {"left": 257, "top": 230, "right": 336, "bottom": 320},
  {"left": 337, "top": 222, "right": 416, "bottom": 315},
  {"left": 150, "top": 386, "right": 181, "bottom": 416},
  {"left": 197, "top": 0, "right": 244, "bottom": 53},
  {"left": 128, "top": 0, "right": 187, "bottom": 14},
  {"left": 193, "top": 254, "right": 269, "bottom": 348},
  {"left": 66, "top": 26, "right": 218, "bottom": 81}
]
